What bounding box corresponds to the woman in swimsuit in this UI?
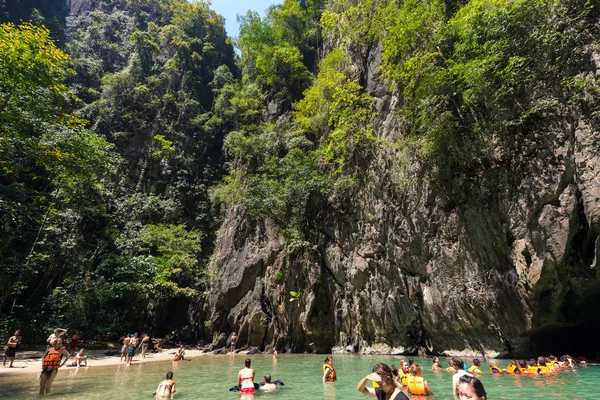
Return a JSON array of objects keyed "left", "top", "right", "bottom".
[
  {"left": 238, "top": 358, "right": 255, "bottom": 395},
  {"left": 357, "top": 363, "right": 409, "bottom": 400},
  {"left": 155, "top": 371, "right": 176, "bottom": 400}
]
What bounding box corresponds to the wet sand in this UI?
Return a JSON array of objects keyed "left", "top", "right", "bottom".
[{"left": 0, "top": 347, "right": 207, "bottom": 376}]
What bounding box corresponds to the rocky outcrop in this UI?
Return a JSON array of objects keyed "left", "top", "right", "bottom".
[{"left": 204, "top": 43, "right": 600, "bottom": 359}]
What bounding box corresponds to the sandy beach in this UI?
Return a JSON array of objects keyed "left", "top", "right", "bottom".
[{"left": 0, "top": 347, "right": 207, "bottom": 376}]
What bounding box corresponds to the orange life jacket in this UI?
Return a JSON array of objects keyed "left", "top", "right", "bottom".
[
  {"left": 407, "top": 376, "right": 427, "bottom": 396},
  {"left": 42, "top": 347, "right": 64, "bottom": 370},
  {"left": 322, "top": 364, "right": 337, "bottom": 382},
  {"left": 490, "top": 366, "right": 503, "bottom": 374}
]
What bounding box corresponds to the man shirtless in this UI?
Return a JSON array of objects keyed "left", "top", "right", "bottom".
[
  {"left": 126, "top": 333, "right": 139, "bottom": 365},
  {"left": 260, "top": 374, "right": 277, "bottom": 392},
  {"left": 3, "top": 330, "right": 21, "bottom": 367}
]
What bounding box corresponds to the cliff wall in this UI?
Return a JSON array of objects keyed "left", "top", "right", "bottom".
[{"left": 205, "top": 40, "right": 600, "bottom": 357}]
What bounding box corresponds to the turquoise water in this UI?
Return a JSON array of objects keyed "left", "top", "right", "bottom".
[{"left": 0, "top": 354, "right": 597, "bottom": 399}]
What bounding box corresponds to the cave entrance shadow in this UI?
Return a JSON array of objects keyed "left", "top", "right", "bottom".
[{"left": 530, "top": 319, "right": 600, "bottom": 359}]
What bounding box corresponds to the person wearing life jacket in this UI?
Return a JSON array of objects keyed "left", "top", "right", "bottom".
[
  {"left": 547, "top": 354, "right": 560, "bottom": 369},
  {"left": 322, "top": 356, "right": 337, "bottom": 383},
  {"left": 489, "top": 360, "right": 503, "bottom": 374},
  {"left": 408, "top": 358, "right": 422, "bottom": 376},
  {"left": 39, "top": 338, "right": 69, "bottom": 395},
  {"left": 394, "top": 360, "right": 410, "bottom": 387},
  {"left": 505, "top": 360, "right": 520, "bottom": 374},
  {"left": 468, "top": 359, "right": 483, "bottom": 374},
  {"left": 406, "top": 365, "right": 434, "bottom": 396},
  {"left": 517, "top": 360, "right": 529, "bottom": 373}
]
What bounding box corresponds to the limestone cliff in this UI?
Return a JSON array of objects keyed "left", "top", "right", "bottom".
[{"left": 204, "top": 26, "right": 600, "bottom": 359}]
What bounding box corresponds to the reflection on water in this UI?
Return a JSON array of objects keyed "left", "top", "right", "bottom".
[{"left": 0, "top": 355, "right": 597, "bottom": 400}]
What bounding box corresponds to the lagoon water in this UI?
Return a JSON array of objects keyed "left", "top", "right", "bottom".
[{"left": 0, "top": 354, "right": 597, "bottom": 399}]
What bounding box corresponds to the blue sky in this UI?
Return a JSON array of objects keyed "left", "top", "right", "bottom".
[{"left": 209, "top": 0, "right": 281, "bottom": 39}]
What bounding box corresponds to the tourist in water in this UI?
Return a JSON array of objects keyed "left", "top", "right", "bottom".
[
  {"left": 260, "top": 374, "right": 277, "bottom": 391},
  {"left": 357, "top": 362, "right": 409, "bottom": 399},
  {"left": 154, "top": 371, "right": 176, "bottom": 400},
  {"left": 406, "top": 364, "right": 434, "bottom": 396},
  {"left": 395, "top": 360, "right": 410, "bottom": 387},
  {"left": 505, "top": 360, "right": 520, "bottom": 374},
  {"left": 408, "top": 358, "right": 422, "bottom": 376},
  {"left": 173, "top": 345, "right": 185, "bottom": 361},
  {"left": 468, "top": 359, "right": 482, "bottom": 374},
  {"left": 431, "top": 356, "right": 442, "bottom": 371},
  {"left": 517, "top": 360, "right": 529, "bottom": 373},
  {"left": 489, "top": 360, "right": 503, "bottom": 374},
  {"left": 3, "top": 330, "right": 21, "bottom": 368},
  {"left": 126, "top": 333, "right": 139, "bottom": 365},
  {"left": 69, "top": 332, "right": 79, "bottom": 356},
  {"left": 238, "top": 358, "right": 255, "bottom": 395},
  {"left": 229, "top": 332, "right": 238, "bottom": 353},
  {"left": 446, "top": 360, "right": 455, "bottom": 372},
  {"left": 450, "top": 356, "right": 473, "bottom": 399},
  {"left": 70, "top": 349, "right": 87, "bottom": 367},
  {"left": 323, "top": 356, "right": 337, "bottom": 382},
  {"left": 140, "top": 334, "right": 150, "bottom": 358},
  {"left": 39, "top": 338, "right": 70, "bottom": 395},
  {"left": 457, "top": 375, "right": 487, "bottom": 400}
]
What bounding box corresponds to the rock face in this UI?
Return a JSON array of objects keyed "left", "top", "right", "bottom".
[{"left": 205, "top": 49, "right": 600, "bottom": 358}]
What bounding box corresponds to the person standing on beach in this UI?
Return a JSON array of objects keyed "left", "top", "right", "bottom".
[
  {"left": 126, "top": 333, "right": 139, "bottom": 365},
  {"left": 121, "top": 335, "right": 130, "bottom": 362},
  {"left": 229, "top": 332, "right": 237, "bottom": 353},
  {"left": 69, "top": 332, "right": 80, "bottom": 356},
  {"left": 39, "top": 338, "right": 70, "bottom": 395},
  {"left": 3, "top": 330, "right": 21, "bottom": 367},
  {"left": 140, "top": 334, "right": 150, "bottom": 358}
]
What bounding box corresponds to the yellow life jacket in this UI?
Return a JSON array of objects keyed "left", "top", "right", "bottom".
[
  {"left": 538, "top": 365, "right": 551, "bottom": 373},
  {"left": 468, "top": 365, "right": 482, "bottom": 374},
  {"left": 519, "top": 367, "right": 528, "bottom": 373},
  {"left": 322, "top": 364, "right": 337, "bottom": 382},
  {"left": 398, "top": 370, "right": 408, "bottom": 386},
  {"left": 506, "top": 364, "right": 519, "bottom": 374},
  {"left": 407, "top": 376, "right": 427, "bottom": 396},
  {"left": 527, "top": 365, "right": 550, "bottom": 374},
  {"left": 490, "top": 366, "right": 503, "bottom": 374},
  {"left": 372, "top": 381, "right": 379, "bottom": 388}
]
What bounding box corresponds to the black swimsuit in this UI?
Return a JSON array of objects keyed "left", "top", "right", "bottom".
[{"left": 375, "top": 388, "right": 409, "bottom": 400}]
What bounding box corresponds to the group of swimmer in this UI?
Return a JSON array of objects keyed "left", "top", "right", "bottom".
[{"left": 322, "top": 353, "right": 583, "bottom": 400}]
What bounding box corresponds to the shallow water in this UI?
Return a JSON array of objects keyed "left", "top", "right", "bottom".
[{"left": 0, "top": 354, "right": 597, "bottom": 399}]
